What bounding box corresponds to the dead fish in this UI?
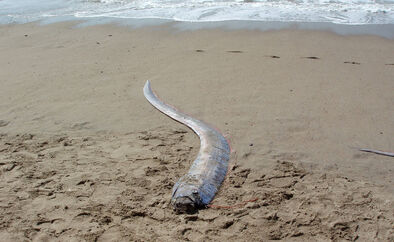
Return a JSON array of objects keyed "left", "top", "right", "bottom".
[{"left": 143, "top": 80, "right": 230, "bottom": 213}]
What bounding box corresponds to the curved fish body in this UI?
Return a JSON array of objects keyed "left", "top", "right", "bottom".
[{"left": 143, "top": 80, "right": 230, "bottom": 213}]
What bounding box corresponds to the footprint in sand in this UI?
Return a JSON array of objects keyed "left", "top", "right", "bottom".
[
  {"left": 71, "top": 122, "right": 91, "bottom": 130},
  {"left": 302, "top": 56, "right": 320, "bottom": 60},
  {"left": 344, "top": 61, "right": 360, "bottom": 65},
  {"left": 227, "top": 50, "right": 243, "bottom": 53},
  {"left": 271, "top": 151, "right": 308, "bottom": 161},
  {"left": 352, "top": 152, "right": 371, "bottom": 159},
  {"left": 0, "top": 120, "right": 10, "bottom": 127}
]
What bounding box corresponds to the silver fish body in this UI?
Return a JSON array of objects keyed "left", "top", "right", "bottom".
[{"left": 143, "top": 80, "right": 230, "bottom": 213}]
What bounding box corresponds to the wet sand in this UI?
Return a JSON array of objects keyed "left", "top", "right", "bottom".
[{"left": 0, "top": 22, "right": 393, "bottom": 241}]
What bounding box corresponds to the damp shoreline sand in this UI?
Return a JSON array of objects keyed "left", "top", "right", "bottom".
[{"left": 0, "top": 21, "right": 393, "bottom": 240}]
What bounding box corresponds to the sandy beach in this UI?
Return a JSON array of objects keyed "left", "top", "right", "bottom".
[{"left": 0, "top": 21, "right": 393, "bottom": 241}]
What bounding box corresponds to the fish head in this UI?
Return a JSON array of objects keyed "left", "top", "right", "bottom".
[{"left": 171, "top": 183, "right": 203, "bottom": 214}]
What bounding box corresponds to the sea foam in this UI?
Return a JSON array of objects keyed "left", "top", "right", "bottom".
[{"left": 0, "top": 0, "right": 393, "bottom": 25}]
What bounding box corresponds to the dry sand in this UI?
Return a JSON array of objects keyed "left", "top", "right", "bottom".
[{"left": 0, "top": 22, "right": 393, "bottom": 241}]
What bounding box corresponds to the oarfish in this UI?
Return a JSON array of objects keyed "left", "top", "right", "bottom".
[{"left": 143, "top": 80, "right": 230, "bottom": 213}]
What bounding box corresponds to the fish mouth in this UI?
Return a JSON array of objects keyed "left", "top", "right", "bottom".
[{"left": 173, "top": 196, "right": 201, "bottom": 214}]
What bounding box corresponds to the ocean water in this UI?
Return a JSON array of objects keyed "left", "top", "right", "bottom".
[{"left": 0, "top": 0, "right": 393, "bottom": 25}]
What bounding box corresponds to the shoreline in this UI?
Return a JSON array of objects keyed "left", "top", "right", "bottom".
[
  {"left": 0, "top": 21, "right": 393, "bottom": 241},
  {"left": 3, "top": 17, "right": 394, "bottom": 39}
]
